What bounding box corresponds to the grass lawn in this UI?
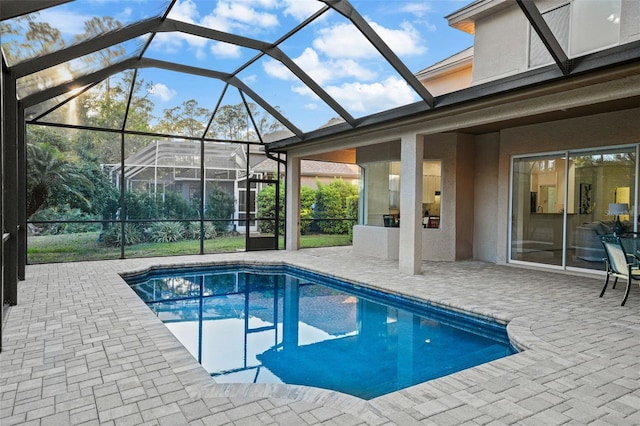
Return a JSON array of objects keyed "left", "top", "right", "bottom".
[{"left": 27, "top": 232, "right": 352, "bottom": 264}]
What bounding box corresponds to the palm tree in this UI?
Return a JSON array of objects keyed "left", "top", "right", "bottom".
[{"left": 27, "top": 143, "right": 94, "bottom": 219}]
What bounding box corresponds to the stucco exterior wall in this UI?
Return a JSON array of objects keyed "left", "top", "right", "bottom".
[
  {"left": 356, "top": 141, "right": 401, "bottom": 163},
  {"left": 621, "top": 0, "right": 640, "bottom": 43},
  {"left": 473, "top": 133, "right": 500, "bottom": 263},
  {"left": 472, "top": 4, "right": 528, "bottom": 85},
  {"left": 455, "top": 134, "right": 476, "bottom": 260},
  {"left": 494, "top": 107, "right": 640, "bottom": 264},
  {"left": 421, "top": 66, "right": 473, "bottom": 96}
]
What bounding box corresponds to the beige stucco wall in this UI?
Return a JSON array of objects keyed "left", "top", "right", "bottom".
[
  {"left": 473, "top": 133, "right": 500, "bottom": 262},
  {"left": 472, "top": 3, "right": 529, "bottom": 85},
  {"left": 356, "top": 141, "right": 401, "bottom": 163},
  {"left": 455, "top": 134, "right": 476, "bottom": 260},
  {"left": 421, "top": 66, "right": 473, "bottom": 97},
  {"left": 492, "top": 107, "right": 640, "bottom": 264},
  {"left": 471, "top": 0, "right": 640, "bottom": 85}
]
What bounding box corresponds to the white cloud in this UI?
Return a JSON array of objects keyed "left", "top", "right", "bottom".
[
  {"left": 289, "top": 76, "right": 418, "bottom": 114},
  {"left": 119, "top": 7, "right": 133, "bottom": 19},
  {"left": 167, "top": 0, "right": 199, "bottom": 23},
  {"left": 313, "top": 21, "right": 425, "bottom": 59},
  {"left": 304, "top": 103, "right": 318, "bottom": 110},
  {"left": 242, "top": 74, "right": 257, "bottom": 84},
  {"left": 264, "top": 48, "right": 376, "bottom": 85},
  {"left": 399, "top": 3, "right": 432, "bottom": 18},
  {"left": 36, "top": 9, "right": 94, "bottom": 35},
  {"left": 148, "top": 83, "right": 177, "bottom": 102},
  {"left": 210, "top": 42, "right": 242, "bottom": 58},
  {"left": 295, "top": 48, "right": 376, "bottom": 84},
  {"left": 325, "top": 76, "right": 418, "bottom": 113},
  {"left": 281, "top": 0, "right": 322, "bottom": 21},
  {"left": 263, "top": 59, "right": 296, "bottom": 80},
  {"left": 374, "top": 21, "right": 427, "bottom": 55},
  {"left": 201, "top": 1, "right": 279, "bottom": 33},
  {"left": 155, "top": 0, "right": 208, "bottom": 55}
]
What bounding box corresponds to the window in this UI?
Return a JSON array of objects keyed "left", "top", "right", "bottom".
[
  {"left": 361, "top": 160, "right": 441, "bottom": 228},
  {"left": 529, "top": 4, "right": 570, "bottom": 69},
  {"left": 422, "top": 161, "right": 442, "bottom": 229},
  {"left": 528, "top": 0, "right": 622, "bottom": 69}
]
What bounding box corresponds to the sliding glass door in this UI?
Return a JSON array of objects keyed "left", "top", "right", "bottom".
[
  {"left": 511, "top": 154, "right": 567, "bottom": 266},
  {"left": 511, "top": 146, "right": 637, "bottom": 271}
]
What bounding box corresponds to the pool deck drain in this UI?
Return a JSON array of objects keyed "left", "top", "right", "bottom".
[{"left": 2, "top": 246, "right": 640, "bottom": 425}]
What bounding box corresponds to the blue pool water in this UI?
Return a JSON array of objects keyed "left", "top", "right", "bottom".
[{"left": 124, "top": 264, "right": 516, "bottom": 400}]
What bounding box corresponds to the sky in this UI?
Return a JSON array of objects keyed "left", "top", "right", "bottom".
[{"left": 6, "top": 0, "right": 474, "bottom": 133}]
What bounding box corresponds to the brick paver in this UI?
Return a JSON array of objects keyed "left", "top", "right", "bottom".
[{"left": 2, "top": 247, "right": 639, "bottom": 424}]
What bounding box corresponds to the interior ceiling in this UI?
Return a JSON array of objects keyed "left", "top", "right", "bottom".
[{"left": 1, "top": 0, "right": 638, "bottom": 148}]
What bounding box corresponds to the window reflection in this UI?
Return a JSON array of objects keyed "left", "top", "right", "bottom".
[
  {"left": 361, "top": 160, "right": 441, "bottom": 228},
  {"left": 511, "top": 147, "right": 636, "bottom": 271}
]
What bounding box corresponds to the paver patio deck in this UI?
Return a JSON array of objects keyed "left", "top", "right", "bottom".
[{"left": 2, "top": 246, "right": 639, "bottom": 425}]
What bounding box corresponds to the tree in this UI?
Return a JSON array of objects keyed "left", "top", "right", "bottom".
[
  {"left": 205, "top": 185, "right": 235, "bottom": 234},
  {"left": 212, "top": 104, "right": 249, "bottom": 141},
  {"left": 210, "top": 102, "right": 286, "bottom": 141},
  {"left": 26, "top": 143, "right": 94, "bottom": 219},
  {"left": 156, "top": 99, "right": 211, "bottom": 138},
  {"left": 1, "top": 16, "right": 65, "bottom": 63}
]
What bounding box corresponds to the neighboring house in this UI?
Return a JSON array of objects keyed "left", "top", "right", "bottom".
[
  {"left": 111, "top": 140, "right": 273, "bottom": 231},
  {"left": 116, "top": 138, "right": 359, "bottom": 231},
  {"left": 253, "top": 158, "right": 359, "bottom": 190},
  {"left": 271, "top": 0, "right": 640, "bottom": 275}
]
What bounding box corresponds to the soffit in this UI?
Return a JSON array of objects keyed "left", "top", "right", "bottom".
[{"left": 445, "top": 0, "right": 512, "bottom": 35}]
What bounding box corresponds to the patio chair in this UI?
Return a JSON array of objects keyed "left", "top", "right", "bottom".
[{"left": 599, "top": 234, "right": 640, "bottom": 306}]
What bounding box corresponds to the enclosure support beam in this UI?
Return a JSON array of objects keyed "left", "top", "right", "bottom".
[
  {"left": 285, "top": 157, "right": 301, "bottom": 250},
  {"left": 2, "top": 66, "right": 19, "bottom": 305},
  {"left": 399, "top": 133, "right": 424, "bottom": 275},
  {"left": 17, "top": 106, "right": 26, "bottom": 280}
]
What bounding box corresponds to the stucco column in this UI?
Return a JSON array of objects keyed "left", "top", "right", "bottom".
[
  {"left": 399, "top": 133, "right": 424, "bottom": 275},
  {"left": 285, "top": 155, "right": 301, "bottom": 250}
]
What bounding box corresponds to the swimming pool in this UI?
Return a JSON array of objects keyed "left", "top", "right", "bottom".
[{"left": 124, "top": 264, "right": 516, "bottom": 400}]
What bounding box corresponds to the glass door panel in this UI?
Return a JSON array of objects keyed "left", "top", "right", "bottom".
[
  {"left": 566, "top": 148, "right": 636, "bottom": 270},
  {"left": 511, "top": 154, "right": 567, "bottom": 266}
]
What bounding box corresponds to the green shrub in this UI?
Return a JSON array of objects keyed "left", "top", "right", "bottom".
[
  {"left": 185, "top": 221, "right": 217, "bottom": 240},
  {"left": 159, "top": 191, "right": 199, "bottom": 219},
  {"left": 147, "top": 221, "right": 185, "bottom": 243},
  {"left": 102, "top": 223, "right": 145, "bottom": 246},
  {"left": 256, "top": 183, "right": 314, "bottom": 234},
  {"left": 313, "top": 179, "right": 358, "bottom": 234},
  {"left": 345, "top": 194, "right": 359, "bottom": 237},
  {"left": 256, "top": 183, "right": 281, "bottom": 234},
  {"left": 205, "top": 184, "right": 235, "bottom": 234},
  {"left": 300, "top": 186, "right": 315, "bottom": 234},
  {"left": 29, "top": 205, "right": 101, "bottom": 235},
  {"left": 125, "top": 191, "right": 159, "bottom": 220}
]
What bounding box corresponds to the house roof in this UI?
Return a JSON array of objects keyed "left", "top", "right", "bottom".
[
  {"left": 253, "top": 158, "right": 359, "bottom": 179},
  {"left": 415, "top": 46, "right": 474, "bottom": 81}
]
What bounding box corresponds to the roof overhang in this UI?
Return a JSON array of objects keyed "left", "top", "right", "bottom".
[{"left": 445, "top": 0, "right": 512, "bottom": 35}]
